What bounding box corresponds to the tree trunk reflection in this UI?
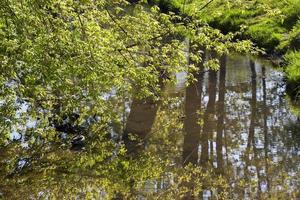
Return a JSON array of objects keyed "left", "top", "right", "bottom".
[
  {"left": 200, "top": 64, "right": 217, "bottom": 165},
  {"left": 124, "top": 98, "right": 159, "bottom": 151},
  {"left": 182, "top": 70, "right": 204, "bottom": 165},
  {"left": 262, "top": 66, "right": 270, "bottom": 193},
  {"left": 216, "top": 55, "right": 227, "bottom": 174},
  {"left": 181, "top": 47, "right": 205, "bottom": 199},
  {"left": 182, "top": 49, "right": 205, "bottom": 166}
]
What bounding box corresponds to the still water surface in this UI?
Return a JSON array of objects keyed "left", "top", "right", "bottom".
[{"left": 1, "top": 54, "right": 300, "bottom": 199}]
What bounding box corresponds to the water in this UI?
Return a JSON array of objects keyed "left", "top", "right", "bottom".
[{"left": 1, "top": 54, "right": 300, "bottom": 199}]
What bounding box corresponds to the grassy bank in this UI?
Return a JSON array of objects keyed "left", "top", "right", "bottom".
[
  {"left": 151, "top": 0, "right": 300, "bottom": 100},
  {"left": 285, "top": 51, "right": 300, "bottom": 100}
]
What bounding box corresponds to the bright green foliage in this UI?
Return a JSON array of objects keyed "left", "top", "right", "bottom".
[{"left": 0, "top": 0, "right": 189, "bottom": 146}]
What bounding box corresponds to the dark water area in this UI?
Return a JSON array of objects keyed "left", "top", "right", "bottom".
[{"left": 1, "top": 54, "right": 300, "bottom": 199}]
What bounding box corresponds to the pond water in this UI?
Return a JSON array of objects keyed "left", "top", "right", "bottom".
[{"left": 1, "top": 54, "right": 300, "bottom": 199}]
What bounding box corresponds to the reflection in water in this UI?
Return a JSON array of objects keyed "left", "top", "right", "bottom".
[
  {"left": 181, "top": 49, "right": 205, "bottom": 200},
  {"left": 262, "top": 65, "right": 271, "bottom": 193},
  {"left": 1, "top": 54, "right": 300, "bottom": 199},
  {"left": 200, "top": 63, "right": 217, "bottom": 165},
  {"left": 182, "top": 51, "right": 205, "bottom": 166},
  {"left": 124, "top": 98, "right": 159, "bottom": 149},
  {"left": 216, "top": 55, "right": 226, "bottom": 174},
  {"left": 200, "top": 52, "right": 217, "bottom": 166},
  {"left": 244, "top": 59, "right": 262, "bottom": 198},
  {"left": 247, "top": 59, "right": 257, "bottom": 151}
]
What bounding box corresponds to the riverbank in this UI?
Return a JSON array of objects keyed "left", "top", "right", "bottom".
[{"left": 151, "top": 0, "right": 300, "bottom": 100}]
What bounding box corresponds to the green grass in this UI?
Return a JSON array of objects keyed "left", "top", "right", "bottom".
[
  {"left": 285, "top": 51, "right": 300, "bottom": 100},
  {"left": 209, "top": 9, "right": 257, "bottom": 33},
  {"left": 281, "top": 0, "right": 300, "bottom": 29},
  {"left": 245, "top": 20, "right": 286, "bottom": 53},
  {"left": 285, "top": 51, "right": 300, "bottom": 82},
  {"left": 288, "top": 20, "right": 300, "bottom": 50}
]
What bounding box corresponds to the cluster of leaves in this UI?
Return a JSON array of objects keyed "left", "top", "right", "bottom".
[{"left": 0, "top": 0, "right": 189, "bottom": 145}]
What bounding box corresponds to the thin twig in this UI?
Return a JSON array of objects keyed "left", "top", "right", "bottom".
[{"left": 199, "top": 0, "right": 215, "bottom": 12}]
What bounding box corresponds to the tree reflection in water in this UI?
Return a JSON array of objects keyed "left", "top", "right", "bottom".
[
  {"left": 216, "top": 55, "right": 226, "bottom": 175},
  {"left": 1, "top": 54, "right": 300, "bottom": 199}
]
